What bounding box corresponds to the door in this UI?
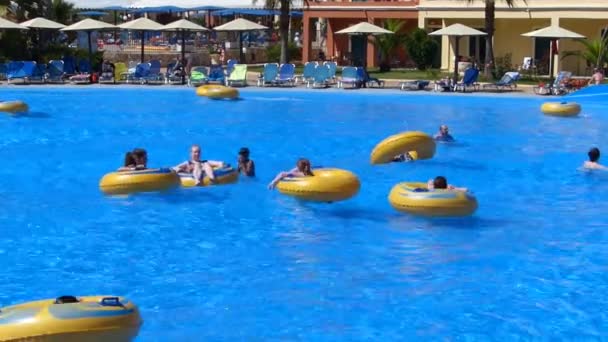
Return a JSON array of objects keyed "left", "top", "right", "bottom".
[
  {"left": 534, "top": 37, "right": 551, "bottom": 75},
  {"left": 351, "top": 35, "right": 366, "bottom": 67}
]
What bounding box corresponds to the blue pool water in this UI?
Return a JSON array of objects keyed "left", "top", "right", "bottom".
[{"left": 1, "top": 86, "right": 607, "bottom": 339}]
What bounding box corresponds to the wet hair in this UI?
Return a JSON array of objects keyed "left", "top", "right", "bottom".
[
  {"left": 132, "top": 148, "right": 147, "bottom": 159},
  {"left": 433, "top": 176, "right": 448, "bottom": 189},
  {"left": 297, "top": 158, "right": 314, "bottom": 176},
  {"left": 239, "top": 147, "right": 250, "bottom": 156},
  {"left": 124, "top": 152, "right": 136, "bottom": 167},
  {"left": 589, "top": 147, "right": 600, "bottom": 162}
]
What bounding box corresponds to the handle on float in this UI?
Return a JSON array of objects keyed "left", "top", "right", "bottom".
[{"left": 100, "top": 297, "right": 124, "bottom": 307}]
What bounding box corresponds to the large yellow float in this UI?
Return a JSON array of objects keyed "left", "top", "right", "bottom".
[
  {"left": 196, "top": 85, "right": 239, "bottom": 100},
  {"left": 388, "top": 182, "right": 478, "bottom": 217},
  {"left": 0, "top": 101, "right": 29, "bottom": 115},
  {"left": 370, "top": 131, "right": 436, "bottom": 164},
  {"left": 0, "top": 295, "right": 142, "bottom": 341},
  {"left": 276, "top": 168, "right": 360, "bottom": 202},
  {"left": 179, "top": 165, "right": 239, "bottom": 187},
  {"left": 99, "top": 168, "right": 180, "bottom": 195},
  {"left": 541, "top": 101, "right": 581, "bottom": 117}
]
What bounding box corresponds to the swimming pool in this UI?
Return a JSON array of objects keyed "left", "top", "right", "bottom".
[{"left": 1, "top": 86, "right": 607, "bottom": 339}]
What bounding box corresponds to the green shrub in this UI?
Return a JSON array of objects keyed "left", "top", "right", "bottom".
[
  {"left": 493, "top": 53, "right": 513, "bottom": 79},
  {"left": 266, "top": 42, "right": 301, "bottom": 63},
  {"left": 404, "top": 28, "right": 439, "bottom": 70}
]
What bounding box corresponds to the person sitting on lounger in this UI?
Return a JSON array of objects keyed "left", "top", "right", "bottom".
[
  {"left": 427, "top": 176, "right": 468, "bottom": 192},
  {"left": 582, "top": 147, "right": 608, "bottom": 170},
  {"left": 434, "top": 125, "right": 455, "bottom": 142},
  {"left": 173, "top": 144, "right": 224, "bottom": 185},
  {"left": 268, "top": 158, "right": 313, "bottom": 189}
]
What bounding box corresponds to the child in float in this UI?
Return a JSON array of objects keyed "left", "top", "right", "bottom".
[
  {"left": 582, "top": 147, "right": 608, "bottom": 170},
  {"left": 392, "top": 152, "right": 415, "bottom": 163},
  {"left": 268, "top": 158, "right": 313, "bottom": 189},
  {"left": 173, "top": 144, "right": 224, "bottom": 186},
  {"left": 237, "top": 147, "right": 255, "bottom": 177},
  {"left": 434, "top": 125, "right": 455, "bottom": 142},
  {"left": 118, "top": 148, "right": 147, "bottom": 171},
  {"left": 427, "top": 176, "right": 468, "bottom": 192}
]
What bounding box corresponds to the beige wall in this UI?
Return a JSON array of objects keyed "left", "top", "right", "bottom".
[{"left": 419, "top": 0, "right": 608, "bottom": 76}]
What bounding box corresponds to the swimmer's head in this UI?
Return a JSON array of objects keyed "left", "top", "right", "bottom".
[
  {"left": 589, "top": 147, "right": 600, "bottom": 162},
  {"left": 433, "top": 176, "right": 448, "bottom": 189}
]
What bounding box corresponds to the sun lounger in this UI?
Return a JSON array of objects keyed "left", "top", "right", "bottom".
[
  {"left": 29, "top": 63, "right": 47, "bottom": 84},
  {"left": 323, "top": 61, "right": 337, "bottom": 84},
  {"left": 453, "top": 68, "right": 480, "bottom": 92},
  {"left": 533, "top": 71, "right": 572, "bottom": 96},
  {"left": 226, "top": 64, "right": 247, "bottom": 87},
  {"left": 295, "top": 61, "right": 317, "bottom": 85},
  {"left": 7, "top": 61, "right": 36, "bottom": 84},
  {"left": 189, "top": 66, "right": 209, "bottom": 86},
  {"left": 275, "top": 63, "right": 296, "bottom": 86},
  {"left": 338, "top": 66, "right": 360, "bottom": 88},
  {"left": 307, "top": 64, "right": 331, "bottom": 89},
  {"left": 0, "top": 63, "right": 7, "bottom": 80},
  {"left": 359, "top": 68, "right": 384, "bottom": 88},
  {"left": 69, "top": 60, "right": 92, "bottom": 84},
  {"left": 46, "top": 60, "right": 65, "bottom": 83},
  {"left": 400, "top": 80, "right": 430, "bottom": 91},
  {"left": 207, "top": 65, "right": 225, "bottom": 84},
  {"left": 257, "top": 63, "right": 279, "bottom": 87},
  {"left": 482, "top": 71, "right": 520, "bottom": 91}
]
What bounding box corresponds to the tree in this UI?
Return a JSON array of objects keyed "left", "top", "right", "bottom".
[
  {"left": 465, "top": 0, "right": 524, "bottom": 79},
  {"left": 404, "top": 28, "right": 439, "bottom": 70},
  {"left": 374, "top": 19, "right": 406, "bottom": 72},
  {"left": 253, "top": 0, "right": 293, "bottom": 64}
]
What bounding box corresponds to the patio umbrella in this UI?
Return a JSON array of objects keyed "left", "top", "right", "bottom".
[
  {"left": 213, "top": 18, "right": 268, "bottom": 63},
  {"left": 118, "top": 17, "right": 164, "bottom": 63},
  {"left": 161, "top": 19, "right": 209, "bottom": 85},
  {"left": 430, "top": 23, "right": 487, "bottom": 85},
  {"left": 21, "top": 18, "right": 66, "bottom": 62},
  {"left": 0, "top": 17, "right": 29, "bottom": 30},
  {"left": 61, "top": 18, "right": 116, "bottom": 70},
  {"left": 335, "top": 21, "right": 394, "bottom": 67},
  {"left": 522, "top": 25, "right": 585, "bottom": 83}
]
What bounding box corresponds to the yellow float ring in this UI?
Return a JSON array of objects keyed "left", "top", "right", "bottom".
[
  {"left": 276, "top": 168, "right": 361, "bottom": 202},
  {"left": 388, "top": 182, "right": 478, "bottom": 217},
  {"left": 370, "top": 131, "right": 436, "bottom": 164},
  {"left": 541, "top": 101, "right": 581, "bottom": 117},
  {"left": 0, "top": 295, "right": 142, "bottom": 341},
  {"left": 99, "top": 168, "right": 180, "bottom": 195},
  {"left": 179, "top": 166, "right": 239, "bottom": 187},
  {"left": 196, "top": 85, "right": 239, "bottom": 100},
  {"left": 0, "top": 101, "right": 29, "bottom": 115}
]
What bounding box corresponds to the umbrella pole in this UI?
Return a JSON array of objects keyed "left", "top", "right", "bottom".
[
  {"left": 181, "top": 30, "right": 186, "bottom": 85},
  {"left": 141, "top": 31, "right": 145, "bottom": 64},
  {"left": 239, "top": 32, "right": 244, "bottom": 63},
  {"left": 453, "top": 36, "right": 461, "bottom": 87}
]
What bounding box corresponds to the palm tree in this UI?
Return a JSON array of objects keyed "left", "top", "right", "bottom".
[
  {"left": 375, "top": 19, "right": 406, "bottom": 72},
  {"left": 466, "top": 0, "right": 525, "bottom": 79},
  {"left": 253, "top": 0, "right": 293, "bottom": 64},
  {"left": 50, "top": 0, "right": 74, "bottom": 24}
]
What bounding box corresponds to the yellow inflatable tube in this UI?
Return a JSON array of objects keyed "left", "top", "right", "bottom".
[
  {"left": 99, "top": 168, "right": 180, "bottom": 195},
  {"left": 196, "top": 85, "right": 239, "bottom": 100},
  {"left": 388, "top": 182, "right": 477, "bottom": 217},
  {"left": 370, "top": 131, "right": 436, "bottom": 164},
  {"left": 0, "top": 295, "right": 142, "bottom": 342},
  {"left": 276, "top": 168, "right": 360, "bottom": 202},
  {"left": 179, "top": 166, "right": 239, "bottom": 187},
  {"left": 541, "top": 101, "right": 581, "bottom": 117},
  {"left": 0, "top": 101, "right": 29, "bottom": 115}
]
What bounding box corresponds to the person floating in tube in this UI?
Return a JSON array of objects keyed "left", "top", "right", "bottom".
[
  {"left": 434, "top": 125, "right": 455, "bottom": 142},
  {"left": 427, "top": 176, "right": 468, "bottom": 192},
  {"left": 173, "top": 144, "right": 225, "bottom": 186},
  {"left": 118, "top": 148, "right": 148, "bottom": 171},
  {"left": 268, "top": 158, "right": 313, "bottom": 189}
]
